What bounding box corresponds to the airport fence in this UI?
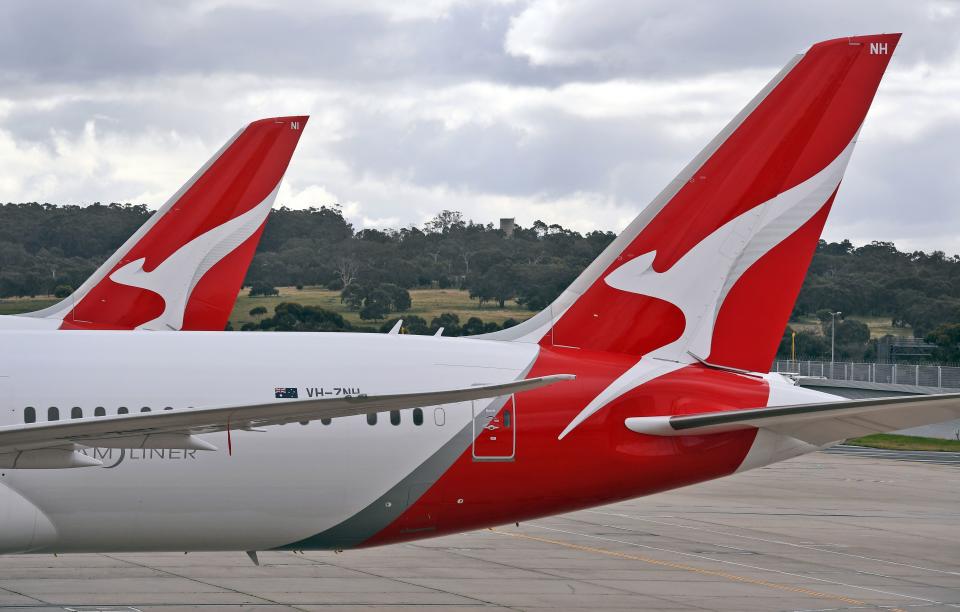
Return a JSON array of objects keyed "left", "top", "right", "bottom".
[{"left": 771, "top": 360, "right": 960, "bottom": 390}]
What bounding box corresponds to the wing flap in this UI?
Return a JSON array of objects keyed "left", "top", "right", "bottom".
[
  {"left": 0, "top": 374, "right": 574, "bottom": 457},
  {"left": 625, "top": 392, "right": 960, "bottom": 446}
]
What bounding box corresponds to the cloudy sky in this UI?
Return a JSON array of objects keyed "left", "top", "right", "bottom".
[{"left": 0, "top": 1, "right": 957, "bottom": 251}]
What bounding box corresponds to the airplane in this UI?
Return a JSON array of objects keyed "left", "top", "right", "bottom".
[
  {"left": 4, "top": 32, "right": 954, "bottom": 558},
  {"left": 0, "top": 115, "right": 309, "bottom": 331}
]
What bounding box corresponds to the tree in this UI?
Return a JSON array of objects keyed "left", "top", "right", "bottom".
[
  {"left": 341, "top": 282, "right": 367, "bottom": 310},
  {"left": 462, "top": 316, "right": 486, "bottom": 336},
  {"left": 424, "top": 210, "right": 465, "bottom": 234},
  {"left": 430, "top": 313, "right": 461, "bottom": 336},
  {"left": 334, "top": 257, "right": 359, "bottom": 289},
  {"left": 381, "top": 283, "right": 411, "bottom": 312},
  {"left": 53, "top": 284, "right": 73, "bottom": 298},
  {"left": 342, "top": 282, "right": 410, "bottom": 319},
  {"left": 833, "top": 319, "right": 871, "bottom": 360},
  {"left": 359, "top": 288, "right": 391, "bottom": 320},
  {"left": 249, "top": 306, "right": 268, "bottom": 317},
  {"left": 403, "top": 315, "right": 430, "bottom": 335},
  {"left": 926, "top": 323, "right": 960, "bottom": 363},
  {"left": 259, "top": 302, "right": 352, "bottom": 332},
  {"left": 248, "top": 283, "right": 279, "bottom": 297},
  {"left": 794, "top": 330, "right": 830, "bottom": 359},
  {"left": 835, "top": 319, "right": 870, "bottom": 347},
  {"left": 467, "top": 263, "right": 517, "bottom": 308},
  {"left": 514, "top": 262, "right": 579, "bottom": 311}
]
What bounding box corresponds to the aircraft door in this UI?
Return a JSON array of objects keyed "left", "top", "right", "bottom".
[{"left": 471, "top": 395, "right": 515, "bottom": 462}]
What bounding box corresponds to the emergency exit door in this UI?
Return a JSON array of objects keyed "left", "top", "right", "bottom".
[{"left": 471, "top": 395, "right": 515, "bottom": 461}]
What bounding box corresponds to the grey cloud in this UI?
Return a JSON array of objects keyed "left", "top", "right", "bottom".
[
  {"left": 507, "top": 0, "right": 960, "bottom": 76},
  {"left": 335, "top": 104, "right": 695, "bottom": 199},
  {"left": 0, "top": 0, "right": 955, "bottom": 252},
  {"left": 826, "top": 120, "right": 960, "bottom": 249},
  {"left": 0, "top": 1, "right": 546, "bottom": 86}
]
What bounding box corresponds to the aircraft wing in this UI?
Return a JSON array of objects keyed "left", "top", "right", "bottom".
[
  {"left": 625, "top": 392, "right": 960, "bottom": 446},
  {"left": 0, "top": 374, "right": 574, "bottom": 468}
]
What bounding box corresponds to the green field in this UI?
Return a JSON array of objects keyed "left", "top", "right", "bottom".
[
  {"left": 0, "top": 296, "right": 58, "bottom": 315},
  {"left": 846, "top": 433, "right": 960, "bottom": 452},
  {"left": 232, "top": 287, "right": 531, "bottom": 328}
]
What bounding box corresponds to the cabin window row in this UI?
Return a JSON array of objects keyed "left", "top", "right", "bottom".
[
  {"left": 364, "top": 408, "right": 429, "bottom": 427},
  {"left": 25, "top": 406, "right": 443, "bottom": 427},
  {"left": 24, "top": 406, "right": 174, "bottom": 423},
  {"left": 308, "top": 407, "right": 439, "bottom": 426}
]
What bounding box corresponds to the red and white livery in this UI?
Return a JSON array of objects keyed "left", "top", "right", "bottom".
[
  {"left": 4, "top": 34, "right": 956, "bottom": 557},
  {"left": 1, "top": 116, "right": 308, "bottom": 331}
]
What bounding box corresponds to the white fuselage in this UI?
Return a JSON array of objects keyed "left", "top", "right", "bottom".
[
  {"left": 0, "top": 315, "right": 60, "bottom": 330},
  {"left": 0, "top": 330, "right": 537, "bottom": 553}
]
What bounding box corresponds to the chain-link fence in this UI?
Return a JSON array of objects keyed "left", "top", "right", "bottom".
[{"left": 771, "top": 360, "right": 960, "bottom": 389}]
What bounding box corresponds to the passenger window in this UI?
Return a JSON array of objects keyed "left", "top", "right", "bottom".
[
  {"left": 320, "top": 418, "right": 332, "bottom": 425},
  {"left": 140, "top": 407, "right": 151, "bottom": 413},
  {"left": 94, "top": 407, "right": 106, "bottom": 417},
  {"left": 390, "top": 410, "right": 400, "bottom": 426},
  {"left": 71, "top": 407, "right": 82, "bottom": 419},
  {"left": 434, "top": 407, "right": 445, "bottom": 426},
  {"left": 24, "top": 407, "right": 35, "bottom": 423},
  {"left": 118, "top": 407, "right": 128, "bottom": 415},
  {"left": 367, "top": 412, "right": 377, "bottom": 426},
  {"left": 503, "top": 410, "right": 511, "bottom": 428},
  {"left": 412, "top": 408, "right": 423, "bottom": 426},
  {"left": 48, "top": 407, "right": 59, "bottom": 421}
]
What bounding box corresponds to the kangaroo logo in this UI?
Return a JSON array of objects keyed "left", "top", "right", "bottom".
[
  {"left": 557, "top": 137, "right": 858, "bottom": 439},
  {"left": 109, "top": 184, "right": 281, "bottom": 330}
]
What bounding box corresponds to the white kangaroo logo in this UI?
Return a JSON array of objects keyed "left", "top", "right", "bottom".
[
  {"left": 110, "top": 184, "right": 280, "bottom": 330},
  {"left": 557, "top": 138, "right": 857, "bottom": 439}
]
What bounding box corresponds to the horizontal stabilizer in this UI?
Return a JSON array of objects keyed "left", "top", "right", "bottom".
[{"left": 625, "top": 392, "right": 960, "bottom": 446}]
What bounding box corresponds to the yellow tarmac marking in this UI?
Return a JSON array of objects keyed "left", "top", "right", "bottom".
[{"left": 490, "top": 527, "right": 907, "bottom": 612}]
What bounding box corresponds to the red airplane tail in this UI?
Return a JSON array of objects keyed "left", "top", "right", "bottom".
[
  {"left": 491, "top": 34, "right": 899, "bottom": 373},
  {"left": 22, "top": 116, "right": 309, "bottom": 330}
]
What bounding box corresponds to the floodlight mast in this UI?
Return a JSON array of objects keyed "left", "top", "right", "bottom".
[{"left": 830, "top": 311, "right": 843, "bottom": 370}]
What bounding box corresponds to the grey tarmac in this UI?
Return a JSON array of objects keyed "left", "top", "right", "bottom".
[{"left": 1, "top": 449, "right": 958, "bottom": 611}]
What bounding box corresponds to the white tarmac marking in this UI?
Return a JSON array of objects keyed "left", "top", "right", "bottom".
[{"left": 526, "top": 522, "right": 959, "bottom": 609}]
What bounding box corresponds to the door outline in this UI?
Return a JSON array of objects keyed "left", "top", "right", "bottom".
[{"left": 471, "top": 395, "right": 515, "bottom": 462}]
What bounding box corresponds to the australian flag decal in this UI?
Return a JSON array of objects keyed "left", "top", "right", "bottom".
[{"left": 275, "top": 387, "right": 298, "bottom": 399}]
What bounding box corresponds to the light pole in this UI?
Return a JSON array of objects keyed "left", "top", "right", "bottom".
[{"left": 830, "top": 311, "right": 842, "bottom": 375}]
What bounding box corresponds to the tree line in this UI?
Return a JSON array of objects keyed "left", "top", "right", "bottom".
[
  {"left": 4, "top": 202, "right": 960, "bottom": 359},
  {"left": 230, "top": 301, "right": 520, "bottom": 337}
]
